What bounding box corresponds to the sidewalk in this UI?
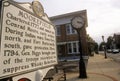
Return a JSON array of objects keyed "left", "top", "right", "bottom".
[{"left": 64, "top": 54, "right": 120, "bottom": 81}]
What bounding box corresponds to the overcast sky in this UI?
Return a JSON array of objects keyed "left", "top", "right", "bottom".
[{"left": 15, "top": 0, "right": 120, "bottom": 44}]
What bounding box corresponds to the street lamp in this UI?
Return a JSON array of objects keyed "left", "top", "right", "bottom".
[
  {"left": 102, "top": 35, "right": 107, "bottom": 59},
  {"left": 71, "top": 16, "right": 87, "bottom": 78}
]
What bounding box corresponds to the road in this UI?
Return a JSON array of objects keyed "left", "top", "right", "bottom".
[{"left": 99, "top": 51, "right": 120, "bottom": 63}]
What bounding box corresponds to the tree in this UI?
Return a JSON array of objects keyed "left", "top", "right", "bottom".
[
  {"left": 94, "top": 42, "right": 99, "bottom": 54},
  {"left": 99, "top": 42, "right": 106, "bottom": 51},
  {"left": 106, "top": 36, "right": 113, "bottom": 49},
  {"left": 87, "top": 34, "right": 98, "bottom": 56}
]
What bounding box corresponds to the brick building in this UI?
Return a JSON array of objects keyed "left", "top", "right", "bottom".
[
  {"left": 113, "top": 33, "right": 120, "bottom": 49},
  {"left": 50, "top": 10, "right": 89, "bottom": 61}
]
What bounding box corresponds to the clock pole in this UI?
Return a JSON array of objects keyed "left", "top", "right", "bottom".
[
  {"left": 71, "top": 16, "right": 87, "bottom": 78},
  {"left": 77, "top": 29, "right": 87, "bottom": 78}
]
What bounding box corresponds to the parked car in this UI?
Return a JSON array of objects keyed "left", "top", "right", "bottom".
[
  {"left": 107, "top": 49, "right": 112, "bottom": 53},
  {"left": 112, "top": 49, "right": 119, "bottom": 53}
]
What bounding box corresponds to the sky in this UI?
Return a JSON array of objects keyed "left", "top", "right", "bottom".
[{"left": 15, "top": 0, "right": 120, "bottom": 44}]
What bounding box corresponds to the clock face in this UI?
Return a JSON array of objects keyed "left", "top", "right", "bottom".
[
  {"left": 32, "top": 1, "right": 44, "bottom": 17},
  {"left": 71, "top": 16, "right": 84, "bottom": 29}
]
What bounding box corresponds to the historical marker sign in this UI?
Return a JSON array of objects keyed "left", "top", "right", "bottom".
[{"left": 0, "top": 0, "right": 57, "bottom": 79}]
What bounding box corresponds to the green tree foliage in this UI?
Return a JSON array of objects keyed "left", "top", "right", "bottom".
[
  {"left": 87, "top": 34, "right": 99, "bottom": 56},
  {"left": 99, "top": 36, "right": 113, "bottom": 51},
  {"left": 99, "top": 42, "right": 105, "bottom": 51},
  {"left": 106, "top": 36, "right": 113, "bottom": 49}
]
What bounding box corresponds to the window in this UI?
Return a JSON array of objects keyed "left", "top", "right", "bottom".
[
  {"left": 66, "top": 24, "right": 71, "bottom": 34},
  {"left": 66, "top": 23, "right": 77, "bottom": 35},
  {"left": 67, "top": 41, "right": 79, "bottom": 54},
  {"left": 73, "top": 42, "right": 77, "bottom": 52},
  {"left": 68, "top": 43, "right": 72, "bottom": 53},
  {"left": 56, "top": 25, "right": 61, "bottom": 36}
]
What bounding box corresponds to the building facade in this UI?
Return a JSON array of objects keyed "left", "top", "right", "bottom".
[
  {"left": 113, "top": 33, "right": 120, "bottom": 49},
  {"left": 50, "top": 10, "right": 89, "bottom": 60}
]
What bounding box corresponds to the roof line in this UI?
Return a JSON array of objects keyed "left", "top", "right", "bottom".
[{"left": 50, "top": 9, "right": 87, "bottom": 20}]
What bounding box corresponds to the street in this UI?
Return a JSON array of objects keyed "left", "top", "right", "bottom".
[
  {"left": 99, "top": 51, "right": 120, "bottom": 63},
  {"left": 107, "top": 53, "right": 120, "bottom": 63}
]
